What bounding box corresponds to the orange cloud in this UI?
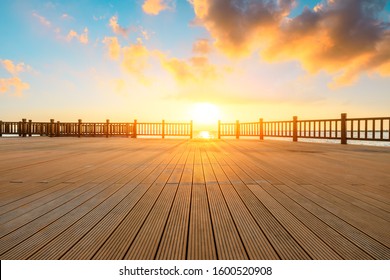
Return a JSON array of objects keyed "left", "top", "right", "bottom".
[
  {"left": 191, "top": 0, "right": 390, "bottom": 86},
  {"left": 102, "top": 37, "right": 121, "bottom": 60},
  {"left": 122, "top": 40, "right": 152, "bottom": 84},
  {"left": 192, "top": 39, "right": 213, "bottom": 54},
  {"left": 109, "top": 16, "right": 129, "bottom": 37},
  {"left": 0, "top": 77, "right": 30, "bottom": 97},
  {"left": 142, "top": 0, "right": 174, "bottom": 15},
  {"left": 160, "top": 54, "right": 218, "bottom": 83},
  {"left": 1, "top": 59, "right": 31, "bottom": 76},
  {"left": 66, "top": 28, "right": 88, "bottom": 44}
]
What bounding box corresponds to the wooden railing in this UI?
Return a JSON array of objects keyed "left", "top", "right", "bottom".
[
  {"left": 0, "top": 119, "right": 193, "bottom": 139},
  {"left": 218, "top": 114, "right": 390, "bottom": 144}
]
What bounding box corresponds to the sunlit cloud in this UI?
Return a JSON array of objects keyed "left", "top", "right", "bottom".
[
  {"left": 157, "top": 37, "right": 220, "bottom": 83},
  {"left": 102, "top": 37, "right": 121, "bottom": 60},
  {"left": 32, "top": 12, "right": 51, "bottom": 27},
  {"left": 192, "top": 38, "right": 213, "bottom": 54},
  {"left": 142, "top": 0, "right": 174, "bottom": 15},
  {"left": 109, "top": 15, "right": 130, "bottom": 37},
  {"left": 263, "top": 0, "right": 390, "bottom": 87},
  {"left": 191, "top": 0, "right": 294, "bottom": 56},
  {"left": 66, "top": 28, "right": 89, "bottom": 44},
  {"left": 122, "top": 39, "right": 153, "bottom": 85},
  {"left": 0, "top": 77, "right": 30, "bottom": 97},
  {"left": 191, "top": 0, "right": 390, "bottom": 87},
  {"left": 1, "top": 59, "right": 31, "bottom": 76}
]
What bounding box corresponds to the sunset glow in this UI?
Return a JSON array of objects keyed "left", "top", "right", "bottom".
[
  {"left": 0, "top": 1, "right": 389, "bottom": 123},
  {"left": 190, "top": 103, "right": 221, "bottom": 125}
]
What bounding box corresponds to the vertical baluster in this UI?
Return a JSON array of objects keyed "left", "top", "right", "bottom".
[
  {"left": 293, "top": 116, "right": 298, "bottom": 142},
  {"left": 380, "top": 119, "right": 384, "bottom": 140},
  {"left": 341, "top": 113, "right": 347, "bottom": 144}
]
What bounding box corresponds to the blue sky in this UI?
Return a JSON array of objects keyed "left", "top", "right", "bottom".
[{"left": 1, "top": 0, "right": 389, "bottom": 127}]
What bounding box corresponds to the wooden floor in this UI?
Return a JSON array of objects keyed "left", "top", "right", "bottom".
[{"left": 0, "top": 137, "right": 389, "bottom": 260}]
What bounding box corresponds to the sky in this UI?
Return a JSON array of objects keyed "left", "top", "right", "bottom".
[{"left": 1, "top": 0, "right": 390, "bottom": 130}]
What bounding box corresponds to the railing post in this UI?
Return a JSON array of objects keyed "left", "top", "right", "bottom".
[
  {"left": 236, "top": 120, "right": 240, "bottom": 139},
  {"left": 28, "top": 120, "right": 32, "bottom": 137},
  {"left": 56, "top": 121, "right": 60, "bottom": 137},
  {"left": 162, "top": 119, "right": 165, "bottom": 139},
  {"left": 0, "top": 120, "right": 2, "bottom": 137},
  {"left": 218, "top": 120, "right": 221, "bottom": 139},
  {"left": 190, "top": 120, "right": 193, "bottom": 139},
  {"left": 78, "top": 119, "right": 82, "bottom": 138},
  {"left": 132, "top": 119, "right": 137, "bottom": 138},
  {"left": 22, "top": 118, "right": 27, "bottom": 137},
  {"left": 50, "top": 119, "right": 55, "bottom": 137},
  {"left": 259, "top": 118, "right": 264, "bottom": 140},
  {"left": 106, "top": 119, "right": 110, "bottom": 138},
  {"left": 341, "top": 113, "right": 347, "bottom": 144},
  {"left": 293, "top": 116, "right": 298, "bottom": 142}
]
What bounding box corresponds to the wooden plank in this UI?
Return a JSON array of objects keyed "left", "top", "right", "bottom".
[
  {"left": 91, "top": 144, "right": 185, "bottom": 259},
  {"left": 28, "top": 149, "right": 169, "bottom": 259},
  {"left": 275, "top": 184, "right": 390, "bottom": 259},
  {"left": 210, "top": 148, "right": 309, "bottom": 260},
  {"left": 187, "top": 145, "right": 216, "bottom": 260},
  {"left": 201, "top": 144, "right": 248, "bottom": 259},
  {"left": 155, "top": 145, "right": 194, "bottom": 259}
]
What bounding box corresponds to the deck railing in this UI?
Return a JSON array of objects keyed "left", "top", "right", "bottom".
[
  {"left": 218, "top": 113, "right": 390, "bottom": 144},
  {"left": 0, "top": 119, "right": 193, "bottom": 139}
]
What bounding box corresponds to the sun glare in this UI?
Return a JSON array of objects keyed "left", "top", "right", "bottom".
[
  {"left": 190, "top": 103, "right": 221, "bottom": 125},
  {"left": 199, "top": 131, "right": 211, "bottom": 139}
]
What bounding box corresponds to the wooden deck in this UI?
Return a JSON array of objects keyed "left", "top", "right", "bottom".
[{"left": 0, "top": 137, "right": 389, "bottom": 260}]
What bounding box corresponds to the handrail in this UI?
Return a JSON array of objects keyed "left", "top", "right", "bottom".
[
  {"left": 0, "top": 119, "right": 193, "bottom": 139},
  {"left": 218, "top": 114, "right": 390, "bottom": 144}
]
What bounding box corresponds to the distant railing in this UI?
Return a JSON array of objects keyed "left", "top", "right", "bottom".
[
  {"left": 0, "top": 119, "right": 193, "bottom": 139},
  {"left": 218, "top": 114, "right": 390, "bottom": 144}
]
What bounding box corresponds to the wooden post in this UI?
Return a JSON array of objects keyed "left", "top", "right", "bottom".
[
  {"left": 293, "top": 116, "right": 298, "bottom": 142},
  {"left": 259, "top": 118, "right": 264, "bottom": 140},
  {"left": 190, "top": 120, "right": 193, "bottom": 139},
  {"left": 22, "top": 119, "right": 27, "bottom": 137},
  {"left": 132, "top": 119, "right": 137, "bottom": 138},
  {"left": 106, "top": 119, "right": 110, "bottom": 138},
  {"left": 126, "top": 123, "right": 130, "bottom": 138},
  {"left": 56, "top": 121, "right": 60, "bottom": 137},
  {"left": 78, "top": 119, "right": 82, "bottom": 138},
  {"left": 50, "top": 119, "right": 55, "bottom": 137},
  {"left": 28, "top": 120, "right": 32, "bottom": 137},
  {"left": 236, "top": 120, "right": 240, "bottom": 139},
  {"left": 218, "top": 120, "right": 221, "bottom": 139},
  {"left": 162, "top": 120, "right": 165, "bottom": 139},
  {"left": 341, "top": 113, "right": 347, "bottom": 144}
]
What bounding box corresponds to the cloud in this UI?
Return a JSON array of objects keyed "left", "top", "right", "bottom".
[
  {"left": 192, "top": 39, "right": 213, "bottom": 54},
  {"left": 0, "top": 77, "right": 30, "bottom": 97},
  {"left": 102, "top": 37, "right": 121, "bottom": 60},
  {"left": 66, "top": 28, "right": 89, "bottom": 44},
  {"left": 142, "top": 0, "right": 174, "bottom": 15},
  {"left": 109, "top": 16, "right": 130, "bottom": 37},
  {"left": 32, "top": 12, "right": 51, "bottom": 27},
  {"left": 157, "top": 38, "right": 220, "bottom": 84},
  {"left": 121, "top": 39, "right": 153, "bottom": 84},
  {"left": 191, "top": 0, "right": 295, "bottom": 56},
  {"left": 191, "top": 0, "right": 390, "bottom": 86},
  {"left": 1, "top": 59, "right": 31, "bottom": 76}
]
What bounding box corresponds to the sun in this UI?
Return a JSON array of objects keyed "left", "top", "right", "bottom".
[{"left": 190, "top": 102, "right": 221, "bottom": 125}]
